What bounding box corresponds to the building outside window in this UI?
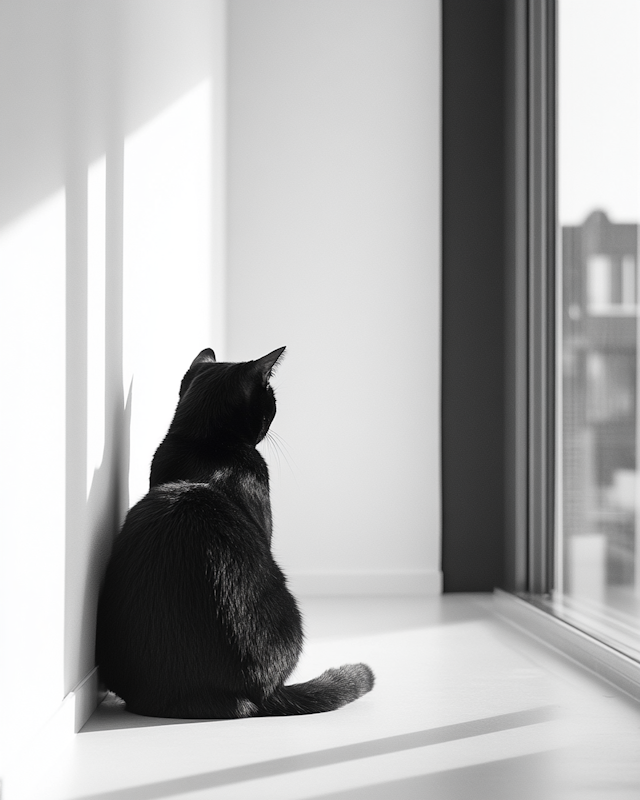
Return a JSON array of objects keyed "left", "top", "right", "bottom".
[{"left": 561, "top": 212, "right": 638, "bottom": 619}]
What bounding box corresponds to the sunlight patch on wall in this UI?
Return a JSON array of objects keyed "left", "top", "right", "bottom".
[{"left": 122, "top": 78, "right": 224, "bottom": 505}]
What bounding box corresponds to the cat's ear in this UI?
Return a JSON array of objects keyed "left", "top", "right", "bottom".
[
  {"left": 189, "top": 348, "right": 216, "bottom": 369},
  {"left": 180, "top": 349, "right": 216, "bottom": 398},
  {"left": 253, "top": 346, "right": 286, "bottom": 384}
]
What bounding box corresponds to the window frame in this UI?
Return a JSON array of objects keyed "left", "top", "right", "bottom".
[{"left": 511, "top": 0, "right": 557, "bottom": 598}]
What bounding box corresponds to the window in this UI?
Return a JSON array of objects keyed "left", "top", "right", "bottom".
[{"left": 518, "top": 0, "right": 640, "bottom": 665}]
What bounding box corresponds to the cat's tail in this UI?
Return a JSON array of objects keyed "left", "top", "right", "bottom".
[{"left": 256, "top": 663, "right": 374, "bottom": 716}]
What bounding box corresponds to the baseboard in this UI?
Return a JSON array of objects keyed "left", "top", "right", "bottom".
[
  {"left": 1, "top": 668, "right": 104, "bottom": 800},
  {"left": 287, "top": 569, "right": 442, "bottom": 596},
  {"left": 71, "top": 666, "right": 106, "bottom": 732}
]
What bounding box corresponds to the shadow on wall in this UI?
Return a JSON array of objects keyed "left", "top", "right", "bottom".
[
  {"left": 0, "top": 0, "right": 224, "bottom": 718},
  {"left": 0, "top": 0, "right": 217, "bottom": 230},
  {"left": 63, "top": 36, "right": 133, "bottom": 694},
  {"left": 63, "top": 71, "right": 131, "bottom": 696}
]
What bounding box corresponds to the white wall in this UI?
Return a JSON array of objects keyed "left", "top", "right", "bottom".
[
  {"left": 0, "top": 0, "right": 226, "bottom": 791},
  {"left": 227, "top": 0, "right": 441, "bottom": 594}
]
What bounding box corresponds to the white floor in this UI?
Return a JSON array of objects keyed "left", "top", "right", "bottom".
[{"left": 18, "top": 594, "right": 640, "bottom": 799}]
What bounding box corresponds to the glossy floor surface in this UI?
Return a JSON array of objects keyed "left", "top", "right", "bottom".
[{"left": 21, "top": 595, "right": 640, "bottom": 799}]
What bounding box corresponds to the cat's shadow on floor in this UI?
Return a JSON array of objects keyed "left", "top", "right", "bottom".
[{"left": 81, "top": 693, "right": 216, "bottom": 732}]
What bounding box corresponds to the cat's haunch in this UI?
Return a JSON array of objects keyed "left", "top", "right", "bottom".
[{"left": 96, "top": 347, "right": 374, "bottom": 718}]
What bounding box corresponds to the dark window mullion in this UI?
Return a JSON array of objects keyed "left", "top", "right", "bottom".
[{"left": 526, "top": 0, "right": 556, "bottom": 596}]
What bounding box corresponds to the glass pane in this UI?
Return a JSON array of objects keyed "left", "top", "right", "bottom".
[{"left": 558, "top": 0, "right": 640, "bottom": 655}]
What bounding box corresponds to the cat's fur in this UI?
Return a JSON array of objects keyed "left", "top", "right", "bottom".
[{"left": 96, "top": 347, "right": 374, "bottom": 718}]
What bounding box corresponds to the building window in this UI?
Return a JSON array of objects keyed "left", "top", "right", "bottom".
[{"left": 581, "top": 223, "right": 638, "bottom": 316}]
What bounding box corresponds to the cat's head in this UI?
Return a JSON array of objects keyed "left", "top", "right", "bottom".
[{"left": 171, "top": 347, "right": 286, "bottom": 445}]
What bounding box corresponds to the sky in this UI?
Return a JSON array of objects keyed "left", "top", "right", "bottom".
[{"left": 559, "top": 0, "right": 640, "bottom": 226}]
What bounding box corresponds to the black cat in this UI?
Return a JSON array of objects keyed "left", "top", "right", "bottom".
[{"left": 96, "top": 347, "right": 374, "bottom": 718}]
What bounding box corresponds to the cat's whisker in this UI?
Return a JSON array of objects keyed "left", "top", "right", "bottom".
[
  {"left": 266, "top": 429, "right": 299, "bottom": 485},
  {"left": 269, "top": 430, "right": 298, "bottom": 468},
  {"left": 263, "top": 431, "right": 281, "bottom": 471},
  {"left": 269, "top": 429, "right": 292, "bottom": 455},
  {"left": 267, "top": 432, "right": 288, "bottom": 477}
]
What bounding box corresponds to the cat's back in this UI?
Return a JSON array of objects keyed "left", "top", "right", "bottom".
[
  {"left": 111, "top": 479, "right": 267, "bottom": 565},
  {"left": 97, "top": 479, "right": 273, "bottom": 660}
]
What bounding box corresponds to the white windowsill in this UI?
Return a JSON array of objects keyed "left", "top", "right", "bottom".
[{"left": 493, "top": 588, "right": 640, "bottom": 703}]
